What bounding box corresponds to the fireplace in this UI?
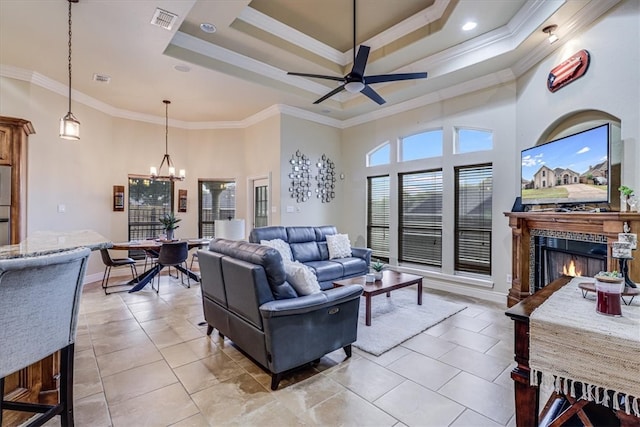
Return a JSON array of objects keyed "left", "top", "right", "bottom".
[
  {"left": 504, "top": 212, "right": 640, "bottom": 306},
  {"left": 533, "top": 235, "right": 606, "bottom": 292}
]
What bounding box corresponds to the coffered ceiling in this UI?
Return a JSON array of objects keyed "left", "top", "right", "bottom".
[{"left": 0, "top": 0, "right": 622, "bottom": 125}]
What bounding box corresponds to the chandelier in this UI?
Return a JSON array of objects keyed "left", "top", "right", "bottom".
[
  {"left": 59, "top": 0, "right": 80, "bottom": 140},
  {"left": 150, "top": 100, "right": 185, "bottom": 181}
]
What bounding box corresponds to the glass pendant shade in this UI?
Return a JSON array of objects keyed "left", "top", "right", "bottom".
[
  {"left": 345, "top": 81, "right": 365, "bottom": 93},
  {"left": 59, "top": 112, "right": 80, "bottom": 140}
]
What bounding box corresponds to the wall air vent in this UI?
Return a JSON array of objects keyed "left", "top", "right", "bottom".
[
  {"left": 150, "top": 8, "right": 178, "bottom": 31},
  {"left": 92, "top": 73, "right": 111, "bottom": 83}
]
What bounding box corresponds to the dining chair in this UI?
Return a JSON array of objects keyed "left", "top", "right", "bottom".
[
  {"left": 0, "top": 247, "right": 90, "bottom": 427},
  {"left": 154, "top": 241, "right": 190, "bottom": 293},
  {"left": 99, "top": 248, "right": 139, "bottom": 295}
]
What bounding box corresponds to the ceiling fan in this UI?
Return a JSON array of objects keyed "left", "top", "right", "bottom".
[{"left": 287, "top": 0, "right": 428, "bottom": 105}]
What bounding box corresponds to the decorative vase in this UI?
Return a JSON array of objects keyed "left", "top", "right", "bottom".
[
  {"left": 620, "top": 193, "right": 628, "bottom": 212},
  {"left": 374, "top": 271, "right": 383, "bottom": 281},
  {"left": 594, "top": 274, "right": 624, "bottom": 316},
  {"left": 166, "top": 229, "right": 175, "bottom": 241}
]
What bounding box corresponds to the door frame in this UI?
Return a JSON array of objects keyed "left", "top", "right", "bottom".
[{"left": 247, "top": 173, "right": 271, "bottom": 230}]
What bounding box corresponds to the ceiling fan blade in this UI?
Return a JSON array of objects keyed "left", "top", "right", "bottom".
[
  {"left": 365, "top": 72, "right": 428, "bottom": 84},
  {"left": 313, "top": 84, "right": 346, "bottom": 104},
  {"left": 287, "top": 72, "right": 345, "bottom": 82},
  {"left": 361, "top": 85, "right": 386, "bottom": 105},
  {"left": 352, "top": 45, "right": 370, "bottom": 76}
]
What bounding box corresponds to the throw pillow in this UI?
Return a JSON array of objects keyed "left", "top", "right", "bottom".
[
  {"left": 284, "top": 261, "right": 321, "bottom": 295},
  {"left": 260, "top": 238, "right": 293, "bottom": 262},
  {"left": 326, "top": 233, "right": 352, "bottom": 259}
]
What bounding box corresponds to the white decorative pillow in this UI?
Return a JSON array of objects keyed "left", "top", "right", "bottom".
[
  {"left": 284, "top": 261, "right": 321, "bottom": 295},
  {"left": 326, "top": 234, "right": 352, "bottom": 259},
  {"left": 260, "top": 238, "right": 293, "bottom": 262}
]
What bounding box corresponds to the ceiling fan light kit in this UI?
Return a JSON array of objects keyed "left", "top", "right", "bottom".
[{"left": 287, "top": 0, "right": 427, "bottom": 105}]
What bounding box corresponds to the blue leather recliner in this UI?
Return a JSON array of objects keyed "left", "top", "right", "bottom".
[{"left": 198, "top": 237, "right": 364, "bottom": 390}]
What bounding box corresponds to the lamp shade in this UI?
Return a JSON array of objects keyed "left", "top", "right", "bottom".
[{"left": 214, "top": 219, "right": 245, "bottom": 240}]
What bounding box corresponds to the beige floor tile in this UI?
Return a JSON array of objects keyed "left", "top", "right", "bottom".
[
  {"left": 160, "top": 341, "right": 206, "bottom": 368},
  {"left": 327, "top": 357, "right": 405, "bottom": 402},
  {"left": 91, "top": 327, "right": 153, "bottom": 356},
  {"left": 485, "top": 338, "right": 514, "bottom": 361},
  {"left": 83, "top": 306, "right": 135, "bottom": 326},
  {"left": 479, "top": 322, "right": 514, "bottom": 341},
  {"left": 191, "top": 373, "right": 275, "bottom": 425},
  {"left": 446, "top": 313, "right": 492, "bottom": 332},
  {"left": 102, "top": 359, "right": 178, "bottom": 405},
  {"left": 74, "top": 392, "right": 112, "bottom": 427},
  {"left": 493, "top": 363, "right": 516, "bottom": 389},
  {"left": 229, "top": 399, "right": 309, "bottom": 426},
  {"left": 173, "top": 352, "right": 245, "bottom": 394},
  {"left": 354, "top": 343, "right": 412, "bottom": 367},
  {"left": 438, "top": 326, "right": 500, "bottom": 353},
  {"left": 73, "top": 350, "right": 103, "bottom": 400},
  {"left": 375, "top": 380, "right": 465, "bottom": 427},
  {"left": 88, "top": 317, "right": 143, "bottom": 340},
  {"left": 439, "top": 371, "right": 514, "bottom": 425},
  {"left": 438, "top": 345, "right": 510, "bottom": 382},
  {"left": 450, "top": 409, "right": 504, "bottom": 427},
  {"left": 388, "top": 351, "right": 460, "bottom": 391},
  {"left": 109, "top": 382, "right": 199, "bottom": 427},
  {"left": 306, "top": 389, "right": 397, "bottom": 426},
  {"left": 168, "top": 413, "right": 211, "bottom": 427},
  {"left": 402, "top": 332, "right": 458, "bottom": 358},
  {"left": 96, "top": 340, "right": 163, "bottom": 377},
  {"left": 184, "top": 336, "right": 222, "bottom": 359},
  {"left": 274, "top": 374, "right": 345, "bottom": 414}
]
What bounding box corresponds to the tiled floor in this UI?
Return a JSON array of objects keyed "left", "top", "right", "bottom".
[{"left": 38, "top": 271, "right": 518, "bottom": 427}]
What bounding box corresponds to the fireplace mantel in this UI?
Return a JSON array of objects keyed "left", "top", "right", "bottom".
[{"left": 504, "top": 211, "right": 640, "bottom": 307}]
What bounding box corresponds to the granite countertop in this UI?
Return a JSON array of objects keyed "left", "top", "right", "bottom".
[{"left": 0, "top": 230, "right": 112, "bottom": 259}]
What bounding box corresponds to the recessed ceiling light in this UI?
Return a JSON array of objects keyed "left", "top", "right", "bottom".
[
  {"left": 200, "top": 23, "right": 216, "bottom": 33},
  {"left": 174, "top": 65, "right": 191, "bottom": 72},
  {"left": 462, "top": 21, "right": 477, "bottom": 31}
]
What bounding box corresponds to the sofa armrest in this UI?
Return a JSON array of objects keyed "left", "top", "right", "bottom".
[
  {"left": 259, "top": 285, "right": 363, "bottom": 318},
  {"left": 351, "top": 247, "right": 372, "bottom": 265}
]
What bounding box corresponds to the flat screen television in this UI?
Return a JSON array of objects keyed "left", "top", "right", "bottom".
[{"left": 521, "top": 123, "right": 610, "bottom": 206}]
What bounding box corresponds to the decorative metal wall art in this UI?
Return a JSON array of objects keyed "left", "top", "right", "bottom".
[
  {"left": 315, "top": 154, "right": 336, "bottom": 203},
  {"left": 288, "top": 150, "right": 312, "bottom": 202}
]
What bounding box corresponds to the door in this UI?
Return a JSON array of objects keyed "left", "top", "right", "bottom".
[{"left": 252, "top": 178, "right": 269, "bottom": 229}]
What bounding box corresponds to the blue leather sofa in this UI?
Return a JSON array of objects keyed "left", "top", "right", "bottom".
[
  {"left": 198, "top": 238, "right": 363, "bottom": 390},
  {"left": 249, "top": 225, "right": 372, "bottom": 289}
]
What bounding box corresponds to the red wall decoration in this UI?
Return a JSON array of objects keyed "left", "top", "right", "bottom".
[{"left": 547, "top": 49, "right": 590, "bottom": 93}]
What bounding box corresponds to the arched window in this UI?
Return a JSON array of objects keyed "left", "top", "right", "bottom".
[
  {"left": 367, "top": 142, "right": 391, "bottom": 166},
  {"left": 455, "top": 128, "right": 493, "bottom": 154},
  {"left": 400, "top": 129, "right": 442, "bottom": 161}
]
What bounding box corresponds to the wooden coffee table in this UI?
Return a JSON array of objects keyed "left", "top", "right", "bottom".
[{"left": 333, "top": 270, "right": 423, "bottom": 326}]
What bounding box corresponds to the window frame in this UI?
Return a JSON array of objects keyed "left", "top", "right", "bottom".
[
  {"left": 399, "top": 128, "right": 443, "bottom": 162},
  {"left": 366, "top": 175, "right": 390, "bottom": 262}
]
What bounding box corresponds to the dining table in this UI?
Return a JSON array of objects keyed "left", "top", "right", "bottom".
[{"left": 110, "top": 238, "right": 210, "bottom": 292}]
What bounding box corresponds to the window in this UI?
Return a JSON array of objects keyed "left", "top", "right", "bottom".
[
  {"left": 367, "top": 175, "right": 390, "bottom": 261},
  {"left": 400, "top": 130, "right": 442, "bottom": 161},
  {"left": 198, "top": 180, "right": 236, "bottom": 238},
  {"left": 128, "top": 177, "right": 173, "bottom": 241},
  {"left": 456, "top": 128, "right": 493, "bottom": 153},
  {"left": 367, "top": 142, "right": 390, "bottom": 166},
  {"left": 399, "top": 170, "right": 443, "bottom": 266},
  {"left": 455, "top": 164, "right": 492, "bottom": 274}
]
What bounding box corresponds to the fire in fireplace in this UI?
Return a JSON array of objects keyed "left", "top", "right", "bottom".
[{"left": 533, "top": 236, "right": 606, "bottom": 291}]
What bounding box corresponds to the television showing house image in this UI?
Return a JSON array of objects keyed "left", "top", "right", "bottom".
[{"left": 521, "top": 123, "right": 609, "bottom": 206}]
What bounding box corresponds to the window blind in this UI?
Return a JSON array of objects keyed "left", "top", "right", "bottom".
[
  {"left": 455, "top": 164, "right": 492, "bottom": 274},
  {"left": 367, "top": 175, "right": 390, "bottom": 261},
  {"left": 399, "top": 170, "right": 443, "bottom": 266}
]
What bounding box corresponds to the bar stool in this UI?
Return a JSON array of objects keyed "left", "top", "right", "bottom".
[
  {"left": 154, "top": 241, "right": 190, "bottom": 293},
  {"left": 0, "top": 247, "right": 90, "bottom": 427},
  {"left": 99, "top": 248, "right": 139, "bottom": 295}
]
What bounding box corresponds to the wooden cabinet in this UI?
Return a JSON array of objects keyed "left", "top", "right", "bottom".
[
  {"left": 0, "top": 116, "right": 33, "bottom": 244},
  {"left": 1, "top": 116, "right": 36, "bottom": 426}
]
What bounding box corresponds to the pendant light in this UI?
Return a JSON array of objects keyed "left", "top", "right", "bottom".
[
  {"left": 60, "top": 0, "right": 80, "bottom": 140},
  {"left": 149, "top": 100, "right": 185, "bottom": 181}
]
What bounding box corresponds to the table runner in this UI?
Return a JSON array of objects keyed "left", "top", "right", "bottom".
[{"left": 529, "top": 277, "right": 640, "bottom": 416}]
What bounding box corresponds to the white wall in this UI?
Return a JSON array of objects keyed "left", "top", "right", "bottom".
[{"left": 280, "top": 115, "right": 343, "bottom": 226}]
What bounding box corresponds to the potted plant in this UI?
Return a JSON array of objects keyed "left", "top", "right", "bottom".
[
  {"left": 618, "top": 186, "right": 634, "bottom": 212},
  {"left": 159, "top": 211, "right": 181, "bottom": 240},
  {"left": 371, "top": 259, "right": 385, "bottom": 281}
]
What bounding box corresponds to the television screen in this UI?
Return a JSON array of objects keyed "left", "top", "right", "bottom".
[{"left": 521, "top": 124, "right": 609, "bottom": 206}]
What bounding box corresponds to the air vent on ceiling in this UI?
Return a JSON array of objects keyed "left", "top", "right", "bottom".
[
  {"left": 150, "top": 8, "right": 178, "bottom": 30},
  {"left": 93, "top": 73, "right": 111, "bottom": 84}
]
